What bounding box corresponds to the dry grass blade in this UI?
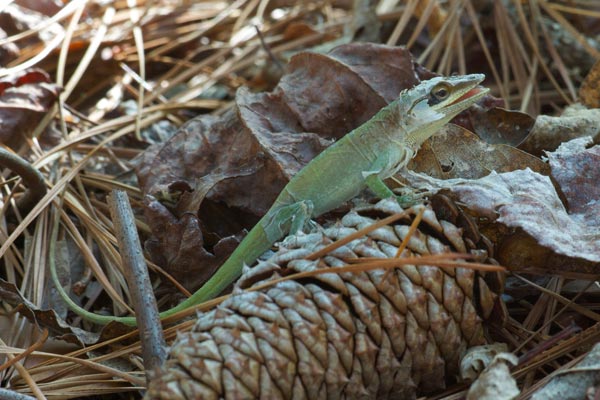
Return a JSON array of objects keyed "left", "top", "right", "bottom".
[
  {"left": 386, "top": 0, "right": 419, "bottom": 45},
  {"left": 1, "top": 346, "right": 146, "bottom": 387},
  {"left": 395, "top": 205, "right": 424, "bottom": 257},
  {"left": 0, "top": 338, "right": 44, "bottom": 400},
  {"left": 250, "top": 256, "right": 505, "bottom": 296},
  {"left": 513, "top": 0, "right": 571, "bottom": 104},
  {"left": 539, "top": 0, "right": 600, "bottom": 59},
  {"left": 0, "top": 329, "right": 47, "bottom": 372},
  {"left": 464, "top": 0, "right": 505, "bottom": 100}
]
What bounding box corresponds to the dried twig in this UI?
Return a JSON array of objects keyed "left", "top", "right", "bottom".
[{"left": 107, "top": 190, "right": 166, "bottom": 376}]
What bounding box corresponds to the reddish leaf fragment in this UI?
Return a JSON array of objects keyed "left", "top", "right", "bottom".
[
  {"left": 0, "top": 68, "right": 53, "bottom": 92},
  {"left": 15, "top": 69, "right": 52, "bottom": 86},
  {"left": 0, "top": 68, "right": 60, "bottom": 148}
]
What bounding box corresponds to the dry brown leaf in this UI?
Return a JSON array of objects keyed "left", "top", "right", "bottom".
[
  {"left": 0, "top": 68, "right": 60, "bottom": 148},
  {"left": 408, "top": 124, "right": 549, "bottom": 180},
  {"left": 519, "top": 105, "right": 600, "bottom": 156},
  {"left": 143, "top": 196, "right": 242, "bottom": 293},
  {"left": 470, "top": 107, "right": 535, "bottom": 146},
  {"left": 466, "top": 352, "right": 519, "bottom": 400},
  {"left": 0, "top": 279, "right": 100, "bottom": 345},
  {"left": 548, "top": 136, "right": 600, "bottom": 226},
  {"left": 401, "top": 166, "right": 600, "bottom": 275}
]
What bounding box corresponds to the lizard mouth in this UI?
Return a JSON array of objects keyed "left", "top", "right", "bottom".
[{"left": 450, "top": 87, "right": 487, "bottom": 105}]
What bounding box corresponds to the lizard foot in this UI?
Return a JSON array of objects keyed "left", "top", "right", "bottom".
[{"left": 394, "top": 189, "right": 431, "bottom": 208}]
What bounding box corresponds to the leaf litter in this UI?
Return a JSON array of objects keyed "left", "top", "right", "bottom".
[{"left": 0, "top": 1, "right": 599, "bottom": 399}]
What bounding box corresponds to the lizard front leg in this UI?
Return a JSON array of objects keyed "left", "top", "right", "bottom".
[
  {"left": 364, "top": 173, "right": 420, "bottom": 207},
  {"left": 261, "top": 200, "right": 315, "bottom": 243},
  {"left": 362, "top": 152, "right": 420, "bottom": 207}
]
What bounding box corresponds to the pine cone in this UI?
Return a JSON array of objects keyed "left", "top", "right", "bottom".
[{"left": 146, "top": 197, "right": 501, "bottom": 399}]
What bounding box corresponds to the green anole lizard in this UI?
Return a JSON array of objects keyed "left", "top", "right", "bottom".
[{"left": 51, "top": 74, "right": 488, "bottom": 325}]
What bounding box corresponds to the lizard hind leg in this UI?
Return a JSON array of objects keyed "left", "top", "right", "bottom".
[{"left": 261, "top": 200, "right": 315, "bottom": 243}]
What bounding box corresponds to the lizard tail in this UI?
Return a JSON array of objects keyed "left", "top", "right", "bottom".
[
  {"left": 51, "top": 218, "right": 274, "bottom": 326},
  {"left": 167, "top": 222, "right": 274, "bottom": 313}
]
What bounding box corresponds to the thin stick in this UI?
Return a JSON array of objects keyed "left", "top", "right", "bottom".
[
  {"left": 254, "top": 25, "right": 283, "bottom": 71},
  {"left": 107, "top": 190, "right": 166, "bottom": 377}
]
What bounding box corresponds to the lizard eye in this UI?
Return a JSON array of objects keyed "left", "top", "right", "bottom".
[{"left": 431, "top": 83, "right": 450, "bottom": 101}]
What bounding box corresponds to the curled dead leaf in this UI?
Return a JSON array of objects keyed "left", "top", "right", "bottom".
[
  {"left": 0, "top": 279, "right": 100, "bottom": 346},
  {"left": 547, "top": 136, "right": 600, "bottom": 224},
  {"left": 519, "top": 105, "right": 600, "bottom": 156},
  {"left": 407, "top": 124, "right": 549, "bottom": 180},
  {"left": 401, "top": 166, "right": 600, "bottom": 275},
  {"left": 143, "top": 195, "right": 243, "bottom": 293},
  {"left": 470, "top": 107, "right": 534, "bottom": 146},
  {"left": 460, "top": 342, "right": 510, "bottom": 381},
  {"left": 466, "top": 351, "right": 519, "bottom": 400},
  {"left": 0, "top": 68, "right": 60, "bottom": 148}
]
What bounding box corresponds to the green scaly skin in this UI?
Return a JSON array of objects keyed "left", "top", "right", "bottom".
[{"left": 52, "top": 74, "right": 489, "bottom": 325}]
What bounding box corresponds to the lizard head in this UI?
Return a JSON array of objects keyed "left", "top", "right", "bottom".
[{"left": 399, "top": 73, "right": 489, "bottom": 150}]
